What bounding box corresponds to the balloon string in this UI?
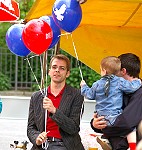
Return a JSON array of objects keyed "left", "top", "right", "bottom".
[
  {"left": 44, "top": 52, "right": 48, "bottom": 132},
  {"left": 40, "top": 55, "right": 44, "bottom": 89},
  {"left": 42, "top": 54, "right": 50, "bottom": 150},
  {"left": 43, "top": 52, "right": 49, "bottom": 149},
  {"left": 25, "top": 57, "right": 44, "bottom": 95},
  {"left": 42, "top": 110, "right": 49, "bottom": 149},
  {"left": 40, "top": 55, "right": 43, "bottom": 76},
  {"left": 26, "top": 55, "right": 49, "bottom": 149},
  {"left": 45, "top": 52, "right": 48, "bottom": 96},
  {"left": 70, "top": 33, "right": 83, "bottom": 80},
  {"left": 58, "top": 32, "right": 71, "bottom": 39},
  {"left": 27, "top": 54, "right": 39, "bottom": 59},
  {"left": 58, "top": 33, "right": 83, "bottom": 80},
  {"left": 58, "top": 32, "right": 71, "bottom": 36},
  {"left": 70, "top": 33, "right": 84, "bottom": 120}
]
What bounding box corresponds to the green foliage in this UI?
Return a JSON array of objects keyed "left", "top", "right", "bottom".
[
  {"left": 60, "top": 50, "right": 101, "bottom": 89},
  {"left": 66, "top": 67, "right": 101, "bottom": 89},
  {"left": 32, "top": 67, "right": 101, "bottom": 90},
  {"left": 31, "top": 50, "right": 101, "bottom": 90},
  {"left": 0, "top": 72, "right": 12, "bottom": 91},
  {"left": 32, "top": 76, "right": 51, "bottom": 91},
  {"left": 0, "top": 23, "right": 11, "bottom": 48},
  {"left": 18, "top": 0, "right": 34, "bottom": 19}
]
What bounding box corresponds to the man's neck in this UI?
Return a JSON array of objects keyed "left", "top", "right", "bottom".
[
  {"left": 124, "top": 74, "right": 138, "bottom": 81},
  {"left": 50, "top": 82, "right": 65, "bottom": 96}
]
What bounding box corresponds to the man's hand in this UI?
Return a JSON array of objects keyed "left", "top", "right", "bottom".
[
  {"left": 77, "top": 0, "right": 87, "bottom": 4},
  {"left": 43, "top": 97, "right": 56, "bottom": 114},
  {"left": 36, "top": 132, "right": 47, "bottom": 145},
  {"left": 92, "top": 113, "right": 107, "bottom": 129}
]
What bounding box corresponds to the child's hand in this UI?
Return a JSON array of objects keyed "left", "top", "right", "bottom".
[{"left": 80, "top": 80, "right": 86, "bottom": 87}]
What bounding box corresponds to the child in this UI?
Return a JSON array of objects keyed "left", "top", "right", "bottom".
[{"left": 80, "top": 56, "right": 141, "bottom": 150}]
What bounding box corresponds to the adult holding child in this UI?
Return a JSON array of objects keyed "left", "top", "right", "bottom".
[
  {"left": 80, "top": 55, "right": 141, "bottom": 150},
  {"left": 91, "top": 53, "right": 142, "bottom": 150}
]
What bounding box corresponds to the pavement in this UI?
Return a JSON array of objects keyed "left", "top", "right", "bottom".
[
  {"left": 0, "top": 118, "right": 32, "bottom": 150},
  {"left": 0, "top": 95, "right": 103, "bottom": 150},
  {"left": 0, "top": 118, "right": 103, "bottom": 150}
]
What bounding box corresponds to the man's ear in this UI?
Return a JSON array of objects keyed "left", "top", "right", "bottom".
[
  {"left": 121, "top": 68, "right": 127, "bottom": 75},
  {"left": 48, "top": 69, "right": 51, "bottom": 75},
  {"left": 66, "top": 71, "right": 70, "bottom": 78}
]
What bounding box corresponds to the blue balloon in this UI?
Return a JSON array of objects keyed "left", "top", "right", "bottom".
[
  {"left": 6, "top": 24, "right": 31, "bottom": 57},
  {"left": 52, "top": 0, "right": 82, "bottom": 33},
  {"left": 40, "top": 15, "right": 61, "bottom": 49}
]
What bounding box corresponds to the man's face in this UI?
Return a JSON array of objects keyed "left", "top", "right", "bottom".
[{"left": 48, "top": 58, "right": 70, "bottom": 83}]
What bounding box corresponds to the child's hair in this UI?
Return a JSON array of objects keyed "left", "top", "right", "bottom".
[{"left": 101, "top": 56, "right": 121, "bottom": 75}]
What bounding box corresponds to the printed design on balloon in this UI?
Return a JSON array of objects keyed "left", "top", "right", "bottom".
[
  {"left": 53, "top": 4, "right": 66, "bottom": 21},
  {"left": 52, "top": 0, "right": 82, "bottom": 32},
  {"left": 39, "top": 15, "right": 61, "bottom": 49},
  {"left": 46, "top": 32, "right": 52, "bottom": 39}
]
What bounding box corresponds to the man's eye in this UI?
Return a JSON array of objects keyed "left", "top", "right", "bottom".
[
  {"left": 60, "top": 67, "right": 65, "bottom": 70},
  {"left": 52, "top": 66, "right": 57, "bottom": 69}
]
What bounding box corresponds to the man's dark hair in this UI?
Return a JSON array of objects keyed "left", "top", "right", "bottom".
[{"left": 118, "top": 53, "right": 141, "bottom": 78}]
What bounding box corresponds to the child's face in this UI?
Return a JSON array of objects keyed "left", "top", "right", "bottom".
[{"left": 100, "top": 66, "right": 106, "bottom": 76}]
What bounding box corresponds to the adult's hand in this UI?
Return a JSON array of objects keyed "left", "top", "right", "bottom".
[
  {"left": 77, "top": 0, "right": 87, "bottom": 4},
  {"left": 92, "top": 113, "right": 107, "bottom": 129},
  {"left": 36, "top": 132, "right": 47, "bottom": 145},
  {"left": 43, "top": 97, "right": 56, "bottom": 114}
]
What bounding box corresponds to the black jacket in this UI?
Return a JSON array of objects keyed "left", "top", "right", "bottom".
[{"left": 27, "top": 85, "right": 85, "bottom": 150}]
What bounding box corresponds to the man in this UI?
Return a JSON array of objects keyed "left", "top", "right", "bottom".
[
  {"left": 27, "top": 54, "right": 85, "bottom": 150},
  {"left": 91, "top": 53, "right": 142, "bottom": 150}
]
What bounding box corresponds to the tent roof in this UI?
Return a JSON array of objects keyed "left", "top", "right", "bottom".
[{"left": 25, "top": 0, "right": 142, "bottom": 77}]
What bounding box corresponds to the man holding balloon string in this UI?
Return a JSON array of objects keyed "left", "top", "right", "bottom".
[
  {"left": 26, "top": 0, "right": 87, "bottom": 147},
  {"left": 6, "top": 0, "right": 87, "bottom": 149},
  {"left": 27, "top": 54, "right": 85, "bottom": 150}
]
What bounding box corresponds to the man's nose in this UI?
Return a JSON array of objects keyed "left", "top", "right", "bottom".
[{"left": 55, "top": 68, "right": 59, "bottom": 72}]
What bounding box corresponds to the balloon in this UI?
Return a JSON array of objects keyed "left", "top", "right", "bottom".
[
  {"left": 5, "top": 24, "right": 31, "bottom": 57},
  {"left": 52, "top": 0, "right": 82, "bottom": 33},
  {"left": 22, "top": 19, "right": 53, "bottom": 55},
  {"left": 40, "top": 15, "right": 61, "bottom": 49}
]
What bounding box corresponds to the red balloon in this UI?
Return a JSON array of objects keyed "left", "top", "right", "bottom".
[{"left": 22, "top": 19, "right": 53, "bottom": 55}]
